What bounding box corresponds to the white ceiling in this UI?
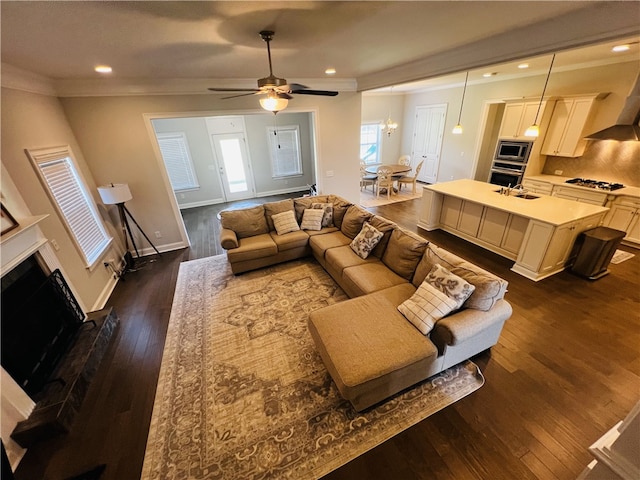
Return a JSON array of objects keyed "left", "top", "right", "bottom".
[{"left": 1, "top": 1, "right": 639, "bottom": 96}]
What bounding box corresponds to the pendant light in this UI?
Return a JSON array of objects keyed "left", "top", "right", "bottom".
[
  {"left": 525, "top": 53, "right": 555, "bottom": 137},
  {"left": 380, "top": 86, "right": 398, "bottom": 137},
  {"left": 452, "top": 72, "right": 469, "bottom": 134}
]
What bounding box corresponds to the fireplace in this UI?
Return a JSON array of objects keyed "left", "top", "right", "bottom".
[{"left": 1, "top": 254, "right": 84, "bottom": 397}]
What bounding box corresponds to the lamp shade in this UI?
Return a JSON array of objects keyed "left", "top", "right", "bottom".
[{"left": 98, "top": 183, "right": 132, "bottom": 204}]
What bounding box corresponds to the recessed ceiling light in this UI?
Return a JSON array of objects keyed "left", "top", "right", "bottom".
[
  {"left": 518, "top": 63, "right": 529, "bottom": 69},
  {"left": 94, "top": 65, "right": 112, "bottom": 74},
  {"left": 612, "top": 44, "right": 631, "bottom": 52},
  {"left": 325, "top": 68, "right": 336, "bottom": 75},
  {"left": 483, "top": 72, "right": 497, "bottom": 78}
]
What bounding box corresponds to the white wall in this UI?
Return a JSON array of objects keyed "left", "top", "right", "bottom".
[{"left": 360, "top": 94, "right": 406, "bottom": 165}]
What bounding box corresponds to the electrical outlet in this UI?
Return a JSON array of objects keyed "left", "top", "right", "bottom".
[
  {"left": 154, "top": 231, "right": 162, "bottom": 238},
  {"left": 51, "top": 239, "right": 60, "bottom": 251},
  {"left": 555, "top": 170, "right": 563, "bottom": 175},
  {"left": 326, "top": 170, "right": 334, "bottom": 177}
]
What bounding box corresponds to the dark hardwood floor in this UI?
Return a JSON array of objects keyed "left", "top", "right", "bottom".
[{"left": 14, "top": 196, "right": 640, "bottom": 480}]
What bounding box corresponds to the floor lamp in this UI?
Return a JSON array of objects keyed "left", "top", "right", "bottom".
[{"left": 98, "top": 184, "right": 161, "bottom": 272}]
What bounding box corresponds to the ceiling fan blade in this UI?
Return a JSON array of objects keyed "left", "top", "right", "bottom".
[
  {"left": 208, "top": 88, "right": 261, "bottom": 93},
  {"left": 221, "top": 92, "right": 261, "bottom": 99},
  {"left": 292, "top": 89, "right": 339, "bottom": 97},
  {"left": 286, "top": 83, "right": 309, "bottom": 91}
]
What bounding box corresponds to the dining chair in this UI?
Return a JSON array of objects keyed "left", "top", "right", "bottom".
[
  {"left": 360, "top": 162, "right": 377, "bottom": 193},
  {"left": 376, "top": 166, "right": 395, "bottom": 199},
  {"left": 397, "top": 160, "right": 424, "bottom": 194},
  {"left": 398, "top": 155, "right": 411, "bottom": 166}
]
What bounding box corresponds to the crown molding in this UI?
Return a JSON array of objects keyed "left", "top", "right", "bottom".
[{"left": 1, "top": 63, "right": 56, "bottom": 96}]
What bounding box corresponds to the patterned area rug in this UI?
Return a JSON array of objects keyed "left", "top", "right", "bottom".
[
  {"left": 141, "top": 256, "right": 484, "bottom": 480},
  {"left": 610, "top": 249, "right": 635, "bottom": 264}
]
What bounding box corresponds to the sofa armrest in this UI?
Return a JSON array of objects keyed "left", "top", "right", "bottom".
[
  {"left": 220, "top": 228, "right": 239, "bottom": 250},
  {"left": 431, "top": 299, "right": 512, "bottom": 346}
]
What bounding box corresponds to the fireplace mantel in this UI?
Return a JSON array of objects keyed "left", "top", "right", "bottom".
[{"left": 1, "top": 214, "right": 49, "bottom": 277}]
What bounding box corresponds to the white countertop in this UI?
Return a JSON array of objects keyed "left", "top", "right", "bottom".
[
  {"left": 424, "top": 179, "right": 609, "bottom": 226},
  {"left": 524, "top": 174, "right": 640, "bottom": 198}
]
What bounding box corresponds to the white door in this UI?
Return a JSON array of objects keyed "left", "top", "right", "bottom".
[
  {"left": 412, "top": 105, "right": 446, "bottom": 184},
  {"left": 211, "top": 133, "right": 255, "bottom": 201}
]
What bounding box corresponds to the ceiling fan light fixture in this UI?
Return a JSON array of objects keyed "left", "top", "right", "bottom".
[{"left": 260, "top": 92, "right": 288, "bottom": 113}]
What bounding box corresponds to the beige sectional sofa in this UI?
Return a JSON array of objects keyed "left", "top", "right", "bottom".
[{"left": 219, "top": 194, "right": 512, "bottom": 411}]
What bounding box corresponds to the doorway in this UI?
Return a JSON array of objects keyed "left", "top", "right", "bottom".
[{"left": 210, "top": 132, "right": 255, "bottom": 201}]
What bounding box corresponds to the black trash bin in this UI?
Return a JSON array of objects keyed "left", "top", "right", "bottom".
[{"left": 570, "top": 226, "right": 626, "bottom": 279}]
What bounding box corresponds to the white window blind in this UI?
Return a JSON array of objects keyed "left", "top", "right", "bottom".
[
  {"left": 267, "top": 126, "right": 302, "bottom": 178},
  {"left": 156, "top": 133, "right": 199, "bottom": 191},
  {"left": 28, "top": 147, "right": 111, "bottom": 268}
]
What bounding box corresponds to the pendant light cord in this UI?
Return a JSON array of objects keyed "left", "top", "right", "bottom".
[
  {"left": 457, "top": 72, "right": 469, "bottom": 124},
  {"left": 533, "top": 54, "right": 556, "bottom": 124}
]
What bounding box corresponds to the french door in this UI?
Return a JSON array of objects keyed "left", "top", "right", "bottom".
[
  {"left": 412, "top": 104, "right": 446, "bottom": 184},
  {"left": 211, "top": 133, "right": 255, "bottom": 201}
]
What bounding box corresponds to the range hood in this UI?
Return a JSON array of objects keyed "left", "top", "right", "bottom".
[{"left": 585, "top": 72, "right": 640, "bottom": 141}]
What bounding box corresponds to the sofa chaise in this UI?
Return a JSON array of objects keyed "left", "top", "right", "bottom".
[{"left": 219, "top": 194, "right": 512, "bottom": 411}]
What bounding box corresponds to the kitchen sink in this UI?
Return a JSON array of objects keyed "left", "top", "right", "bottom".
[{"left": 494, "top": 190, "right": 539, "bottom": 200}]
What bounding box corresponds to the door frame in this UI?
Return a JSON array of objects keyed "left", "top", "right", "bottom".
[
  {"left": 209, "top": 130, "right": 256, "bottom": 202},
  {"left": 143, "top": 108, "right": 320, "bottom": 249}
]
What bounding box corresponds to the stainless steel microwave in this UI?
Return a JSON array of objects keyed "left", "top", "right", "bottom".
[{"left": 495, "top": 140, "right": 533, "bottom": 163}]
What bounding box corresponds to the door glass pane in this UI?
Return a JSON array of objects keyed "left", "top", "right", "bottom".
[{"left": 219, "top": 138, "right": 247, "bottom": 193}]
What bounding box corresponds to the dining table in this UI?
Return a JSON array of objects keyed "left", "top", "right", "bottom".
[
  {"left": 364, "top": 164, "right": 413, "bottom": 194},
  {"left": 364, "top": 164, "right": 412, "bottom": 175}
]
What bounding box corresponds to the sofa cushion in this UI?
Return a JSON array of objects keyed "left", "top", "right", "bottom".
[
  {"left": 311, "top": 202, "right": 334, "bottom": 227},
  {"left": 327, "top": 195, "right": 352, "bottom": 229},
  {"left": 325, "top": 245, "right": 379, "bottom": 275},
  {"left": 398, "top": 281, "right": 460, "bottom": 335},
  {"left": 293, "top": 195, "right": 330, "bottom": 223},
  {"left": 269, "top": 230, "right": 309, "bottom": 252},
  {"left": 341, "top": 205, "right": 373, "bottom": 239},
  {"left": 414, "top": 244, "right": 507, "bottom": 311},
  {"left": 350, "top": 221, "right": 383, "bottom": 259},
  {"left": 342, "top": 262, "right": 409, "bottom": 297},
  {"left": 264, "top": 198, "right": 295, "bottom": 231},
  {"left": 308, "top": 283, "right": 436, "bottom": 411},
  {"left": 301, "top": 208, "right": 324, "bottom": 231},
  {"left": 382, "top": 229, "right": 429, "bottom": 280},
  {"left": 308, "top": 230, "right": 351, "bottom": 260},
  {"left": 226, "top": 233, "right": 277, "bottom": 263},
  {"left": 272, "top": 210, "right": 300, "bottom": 235},
  {"left": 368, "top": 215, "right": 397, "bottom": 258},
  {"left": 220, "top": 205, "right": 268, "bottom": 239},
  {"left": 306, "top": 226, "right": 339, "bottom": 237},
  {"left": 424, "top": 264, "right": 475, "bottom": 309}
]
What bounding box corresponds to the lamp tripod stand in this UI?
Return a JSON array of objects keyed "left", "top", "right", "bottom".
[
  {"left": 97, "top": 183, "right": 161, "bottom": 277},
  {"left": 115, "top": 202, "right": 161, "bottom": 270}
]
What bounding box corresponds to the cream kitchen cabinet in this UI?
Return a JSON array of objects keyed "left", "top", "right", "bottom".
[
  {"left": 551, "top": 185, "right": 609, "bottom": 206},
  {"left": 541, "top": 96, "right": 596, "bottom": 157},
  {"left": 499, "top": 101, "right": 543, "bottom": 139},
  {"left": 516, "top": 214, "right": 601, "bottom": 278},
  {"left": 603, "top": 196, "right": 640, "bottom": 247},
  {"left": 522, "top": 178, "right": 553, "bottom": 195}
]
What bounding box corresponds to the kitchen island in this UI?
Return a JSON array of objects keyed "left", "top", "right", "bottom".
[{"left": 418, "top": 179, "right": 610, "bottom": 281}]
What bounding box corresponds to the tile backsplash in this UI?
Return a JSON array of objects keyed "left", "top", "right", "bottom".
[{"left": 543, "top": 140, "right": 640, "bottom": 187}]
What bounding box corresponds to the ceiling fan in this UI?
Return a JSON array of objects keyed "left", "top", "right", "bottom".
[{"left": 208, "top": 30, "right": 339, "bottom": 112}]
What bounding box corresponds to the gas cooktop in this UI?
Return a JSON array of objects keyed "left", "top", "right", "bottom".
[{"left": 565, "top": 178, "right": 625, "bottom": 191}]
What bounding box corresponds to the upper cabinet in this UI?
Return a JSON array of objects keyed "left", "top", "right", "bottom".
[
  {"left": 499, "top": 101, "right": 545, "bottom": 139},
  {"left": 540, "top": 96, "right": 596, "bottom": 157}
]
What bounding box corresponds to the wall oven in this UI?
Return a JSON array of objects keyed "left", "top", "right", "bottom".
[{"left": 488, "top": 140, "right": 533, "bottom": 187}]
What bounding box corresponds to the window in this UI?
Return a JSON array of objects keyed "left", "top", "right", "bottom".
[
  {"left": 267, "top": 125, "right": 302, "bottom": 178},
  {"left": 360, "top": 123, "right": 381, "bottom": 165},
  {"left": 26, "top": 146, "right": 112, "bottom": 269},
  {"left": 156, "top": 132, "right": 199, "bottom": 191}
]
